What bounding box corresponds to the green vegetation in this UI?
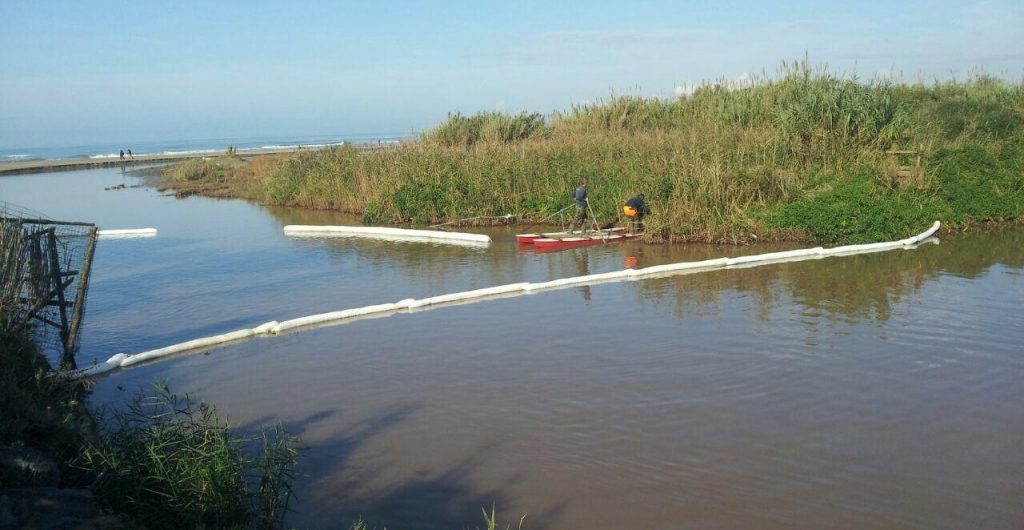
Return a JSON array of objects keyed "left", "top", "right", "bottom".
[
  {"left": 423, "top": 111, "right": 548, "bottom": 147},
  {"left": 162, "top": 60, "right": 1024, "bottom": 244},
  {"left": 1, "top": 316, "right": 300, "bottom": 529},
  {"left": 71, "top": 382, "right": 299, "bottom": 530},
  {"left": 0, "top": 321, "right": 90, "bottom": 466},
  {"left": 164, "top": 155, "right": 243, "bottom": 183}
]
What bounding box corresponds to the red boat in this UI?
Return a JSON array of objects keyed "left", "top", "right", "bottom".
[
  {"left": 530, "top": 230, "right": 641, "bottom": 250},
  {"left": 516, "top": 227, "right": 625, "bottom": 244}
]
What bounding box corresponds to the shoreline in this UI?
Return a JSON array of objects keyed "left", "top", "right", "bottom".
[{"left": 0, "top": 144, "right": 395, "bottom": 176}]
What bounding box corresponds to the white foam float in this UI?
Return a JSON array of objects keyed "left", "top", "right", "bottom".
[
  {"left": 726, "top": 247, "right": 824, "bottom": 266},
  {"left": 274, "top": 304, "right": 399, "bottom": 334},
  {"left": 726, "top": 248, "right": 826, "bottom": 270},
  {"left": 283, "top": 225, "right": 491, "bottom": 246},
  {"left": 910, "top": 221, "right": 941, "bottom": 243},
  {"left": 74, "top": 222, "right": 940, "bottom": 377},
  {"left": 400, "top": 283, "right": 532, "bottom": 310},
  {"left": 97, "top": 228, "right": 158, "bottom": 239},
  {"left": 67, "top": 321, "right": 279, "bottom": 378},
  {"left": 635, "top": 257, "right": 730, "bottom": 278}
]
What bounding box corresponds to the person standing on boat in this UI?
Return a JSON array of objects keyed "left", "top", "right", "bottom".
[
  {"left": 623, "top": 194, "right": 649, "bottom": 233},
  {"left": 569, "top": 179, "right": 590, "bottom": 233}
]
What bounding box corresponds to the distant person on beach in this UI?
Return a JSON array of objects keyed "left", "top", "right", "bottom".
[
  {"left": 568, "top": 179, "right": 590, "bottom": 233},
  {"left": 623, "top": 194, "right": 649, "bottom": 233},
  {"left": 127, "top": 149, "right": 133, "bottom": 159},
  {"left": 119, "top": 149, "right": 124, "bottom": 161}
]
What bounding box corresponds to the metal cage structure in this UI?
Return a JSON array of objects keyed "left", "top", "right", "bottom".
[{"left": 1, "top": 203, "right": 97, "bottom": 369}]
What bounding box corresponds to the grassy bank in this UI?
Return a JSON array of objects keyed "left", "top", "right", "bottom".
[
  {"left": 0, "top": 318, "right": 301, "bottom": 529},
  {"left": 3, "top": 212, "right": 298, "bottom": 528},
  {"left": 162, "top": 61, "right": 1024, "bottom": 243}
]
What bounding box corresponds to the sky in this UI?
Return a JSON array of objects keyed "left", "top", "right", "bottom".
[{"left": 1, "top": 0, "right": 1022, "bottom": 148}]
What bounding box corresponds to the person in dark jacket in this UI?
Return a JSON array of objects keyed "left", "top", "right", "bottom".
[
  {"left": 568, "top": 179, "right": 590, "bottom": 233},
  {"left": 623, "top": 194, "right": 650, "bottom": 232}
]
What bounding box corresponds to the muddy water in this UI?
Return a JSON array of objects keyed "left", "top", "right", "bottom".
[{"left": 3, "top": 167, "right": 1023, "bottom": 529}]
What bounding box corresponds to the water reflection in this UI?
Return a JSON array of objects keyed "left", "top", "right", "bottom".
[
  {"left": 267, "top": 203, "right": 1024, "bottom": 328},
  {"left": 625, "top": 230, "right": 1022, "bottom": 325}
]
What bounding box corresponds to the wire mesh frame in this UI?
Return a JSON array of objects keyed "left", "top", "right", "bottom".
[{"left": 1, "top": 211, "right": 97, "bottom": 370}]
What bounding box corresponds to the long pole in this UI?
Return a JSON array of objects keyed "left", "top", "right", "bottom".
[
  {"left": 522, "top": 205, "right": 573, "bottom": 234},
  {"left": 586, "top": 202, "right": 606, "bottom": 242}
]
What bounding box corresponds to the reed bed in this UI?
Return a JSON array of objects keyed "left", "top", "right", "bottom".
[{"left": 163, "top": 61, "right": 1024, "bottom": 243}]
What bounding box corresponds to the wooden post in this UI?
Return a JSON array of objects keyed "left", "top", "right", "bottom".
[
  {"left": 44, "top": 229, "right": 74, "bottom": 369},
  {"left": 28, "top": 232, "right": 45, "bottom": 299},
  {"left": 64, "top": 226, "right": 97, "bottom": 370}
]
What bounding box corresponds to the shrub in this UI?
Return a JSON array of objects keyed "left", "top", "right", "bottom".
[{"left": 773, "top": 173, "right": 948, "bottom": 244}]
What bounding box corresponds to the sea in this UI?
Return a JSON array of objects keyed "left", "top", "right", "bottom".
[{"left": 0, "top": 132, "right": 410, "bottom": 162}]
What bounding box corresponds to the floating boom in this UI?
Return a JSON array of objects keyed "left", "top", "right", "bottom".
[
  {"left": 283, "top": 225, "right": 491, "bottom": 246},
  {"left": 71, "top": 222, "right": 940, "bottom": 378}
]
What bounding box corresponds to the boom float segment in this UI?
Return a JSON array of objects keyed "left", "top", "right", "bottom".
[
  {"left": 97, "top": 228, "right": 158, "bottom": 239},
  {"left": 283, "top": 225, "right": 491, "bottom": 246}
]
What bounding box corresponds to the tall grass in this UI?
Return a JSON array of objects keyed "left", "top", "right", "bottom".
[
  {"left": 71, "top": 381, "right": 300, "bottom": 530},
  {"left": 162, "top": 60, "right": 1024, "bottom": 243},
  {"left": 423, "top": 112, "right": 547, "bottom": 147}
]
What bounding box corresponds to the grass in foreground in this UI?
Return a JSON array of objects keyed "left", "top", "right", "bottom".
[
  {"left": 0, "top": 318, "right": 301, "bottom": 529},
  {"left": 0, "top": 320, "right": 91, "bottom": 466},
  {"left": 70, "top": 381, "right": 301, "bottom": 530}
]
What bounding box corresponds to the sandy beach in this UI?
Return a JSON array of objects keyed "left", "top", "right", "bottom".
[{"left": 0, "top": 147, "right": 314, "bottom": 176}]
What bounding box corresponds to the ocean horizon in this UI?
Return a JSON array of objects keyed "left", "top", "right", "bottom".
[{"left": 0, "top": 132, "right": 411, "bottom": 163}]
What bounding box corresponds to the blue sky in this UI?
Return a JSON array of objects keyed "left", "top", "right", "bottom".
[{"left": 1, "top": 0, "right": 1021, "bottom": 148}]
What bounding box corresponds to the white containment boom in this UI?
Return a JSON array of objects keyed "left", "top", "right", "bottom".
[
  {"left": 283, "top": 225, "right": 491, "bottom": 246},
  {"left": 73, "top": 222, "right": 940, "bottom": 378},
  {"left": 97, "top": 228, "right": 158, "bottom": 239}
]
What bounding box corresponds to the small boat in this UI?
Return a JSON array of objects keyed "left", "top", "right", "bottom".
[
  {"left": 531, "top": 230, "right": 642, "bottom": 250},
  {"left": 516, "top": 227, "right": 625, "bottom": 244}
]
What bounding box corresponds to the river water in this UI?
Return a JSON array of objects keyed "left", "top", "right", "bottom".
[{"left": 2, "top": 167, "right": 1022, "bottom": 529}]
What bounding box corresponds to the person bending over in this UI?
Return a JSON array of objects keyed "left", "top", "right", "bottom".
[{"left": 623, "top": 194, "right": 650, "bottom": 232}]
